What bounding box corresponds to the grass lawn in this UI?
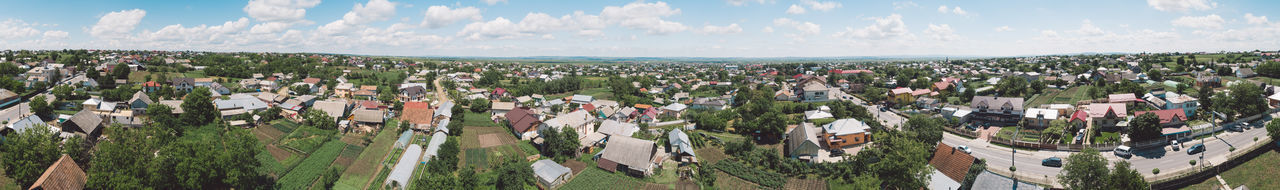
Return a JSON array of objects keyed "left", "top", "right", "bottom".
[
  {"left": 996, "top": 127, "right": 1018, "bottom": 140},
  {"left": 702, "top": 131, "right": 747, "bottom": 144},
  {"left": 127, "top": 71, "right": 151, "bottom": 83},
  {"left": 1184, "top": 150, "right": 1280, "bottom": 190},
  {"left": 333, "top": 123, "right": 401, "bottom": 190},
  {"left": 183, "top": 70, "right": 208, "bottom": 78},
  {"left": 462, "top": 111, "right": 501, "bottom": 127},
  {"left": 578, "top": 87, "right": 614, "bottom": 101},
  {"left": 280, "top": 125, "right": 336, "bottom": 154},
  {"left": 0, "top": 165, "right": 20, "bottom": 190},
  {"left": 560, "top": 167, "right": 651, "bottom": 190},
  {"left": 1093, "top": 132, "right": 1120, "bottom": 144}
]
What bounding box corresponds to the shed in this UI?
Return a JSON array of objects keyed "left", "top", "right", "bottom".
[{"left": 531, "top": 159, "right": 572, "bottom": 188}]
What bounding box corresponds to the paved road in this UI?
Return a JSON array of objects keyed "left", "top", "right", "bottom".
[
  {"left": 942, "top": 118, "right": 1273, "bottom": 185},
  {"left": 844, "top": 93, "right": 906, "bottom": 129}
]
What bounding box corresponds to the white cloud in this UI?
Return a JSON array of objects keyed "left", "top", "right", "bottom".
[
  {"left": 250, "top": 22, "right": 292, "bottom": 34},
  {"left": 786, "top": 4, "right": 806, "bottom": 15},
  {"left": 357, "top": 24, "right": 448, "bottom": 46},
  {"left": 773, "top": 18, "right": 821, "bottom": 35},
  {"left": 90, "top": 9, "right": 146, "bottom": 39},
  {"left": 243, "top": 0, "right": 321, "bottom": 23},
  {"left": 1040, "top": 30, "right": 1059, "bottom": 38},
  {"left": 0, "top": 19, "right": 43, "bottom": 39},
  {"left": 833, "top": 14, "right": 908, "bottom": 40},
  {"left": 1171, "top": 14, "right": 1224, "bottom": 29},
  {"left": 937, "top": 5, "right": 968, "bottom": 16},
  {"left": 1071, "top": 19, "right": 1105, "bottom": 36},
  {"left": 422, "top": 6, "right": 483, "bottom": 28},
  {"left": 892, "top": 1, "right": 918, "bottom": 10},
  {"left": 725, "top": 0, "right": 767, "bottom": 6},
  {"left": 994, "top": 26, "right": 1013, "bottom": 32},
  {"left": 341, "top": 0, "right": 397, "bottom": 25},
  {"left": 458, "top": 12, "right": 581, "bottom": 40},
  {"left": 1244, "top": 13, "right": 1269, "bottom": 25},
  {"left": 762, "top": 26, "right": 774, "bottom": 33},
  {"left": 802, "top": 0, "right": 842, "bottom": 12},
  {"left": 600, "top": 1, "right": 688, "bottom": 35},
  {"left": 481, "top": 0, "right": 507, "bottom": 5},
  {"left": 697, "top": 23, "right": 743, "bottom": 35},
  {"left": 924, "top": 24, "right": 958, "bottom": 41},
  {"left": 139, "top": 17, "right": 251, "bottom": 43},
  {"left": 43, "top": 30, "right": 69, "bottom": 39},
  {"left": 1147, "top": 0, "right": 1216, "bottom": 12}
]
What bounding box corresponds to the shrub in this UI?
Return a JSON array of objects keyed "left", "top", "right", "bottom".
[
  {"left": 1189, "top": 160, "right": 1197, "bottom": 166},
  {"left": 1152, "top": 168, "right": 1160, "bottom": 174},
  {"left": 713, "top": 160, "right": 786, "bottom": 188}
]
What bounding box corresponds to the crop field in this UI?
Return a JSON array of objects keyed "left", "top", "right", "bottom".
[
  {"left": 694, "top": 147, "right": 729, "bottom": 164},
  {"left": 464, "top": 148, "right": 489, "bottom": 169},
  {"left": 714, "top": 171, "right": 760, "bottom": 190},
  {"left": 334, "top": 124, "right": 401, "bottom": 190},
  {"left": 281, "top": 126, "right": 335, "bottom": 154},
  {"left": 784, "top": 178, "right": 827, "bottom": 190},
  {"left": 560, "top": 168, "right": 651, "bottom": 190},
  {"left": 276, "top": 140, "right": 347, "bottom": 189}
]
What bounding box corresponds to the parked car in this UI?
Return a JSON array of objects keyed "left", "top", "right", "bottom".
[
  {"left": 830, "top": 148, "right": 845, "bottom": 156},
  {"left": 1114, "top": 145, "right": 1132, "bottom": 158},
  {"left": 1170, "top": 140, "right": 1181, "bottom": 151},
  {"left": 1042, "top": 157, "right": 1063, "bottom": 167},
  {"left": 1187, "top": 144, "right": 1206, "bottom": 154},
  {"left": 1074, "top": 129, "right": 1085, "bottom": 144},
  {"left": 957, "top": 145, "right": 973, "bottom": 154}
]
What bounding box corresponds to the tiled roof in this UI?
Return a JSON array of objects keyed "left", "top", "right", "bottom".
[
  {"left": 930, "top": 143, "right": 975, "bottom": 182},
  {"left": 506, "top": 108, "right": 540, "bottom": 133},
  {"left": 1135, "top": 109, "right": 1187, "bottom": 124},
  {"left": 29, "top": 155, "right": 86, "bottom": 190},
  {"left": 402, "top": 102, "right": 434, "bottom": 125}
]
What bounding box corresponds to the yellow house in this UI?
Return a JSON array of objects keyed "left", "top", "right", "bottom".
[{"left": 890, "top": 87, "right": 915, "bottom": 104}]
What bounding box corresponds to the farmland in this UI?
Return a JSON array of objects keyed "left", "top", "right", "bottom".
[
  {"left": 333, "top": 120, "right": 402, "bottom": 190},
  {"left": 275, "top": 140, "right": 347, "bottom": 189},
  {"left": 460, "top": 126, "right": 524, "bottom": 171}
]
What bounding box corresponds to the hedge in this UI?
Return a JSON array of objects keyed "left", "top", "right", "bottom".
[{"left": 713, "top": 160, "right": 787, "bottom": 188}]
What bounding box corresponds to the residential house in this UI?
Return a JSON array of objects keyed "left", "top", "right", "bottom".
[
  {"left": 1195, "top": 74, "right": 1221, "bottom": 88},
  {"left": 0, "top": 89, "right": 17, "bottom": 109},
  {"left": 1085, "top": 103, "right": 1128, "bottom": 130},
  {"left": 335, "top": 83, "right": 355, "bottom": 98},
  {"left": 668, "top": 129, "right": 697, "bottom": 163},
  {"left": 804, "top": 106, "right": 834, "bottom": 120},
  {"left": 929, "top": 143, "right": 975, "bottom": 190},
  {"left": 1163, "top": 92, "right": 1199, "bottom": 118},
  {"left": 401, "top": 102, "right": 434, "bottom": 130},
  {"left": 570, "top": 94, "right": 594, "bottom": 105},
  {"left": 141, "top": 81, "right": 163, "bottom": 92},
  {"left": 352, "top": 109, "right": 385, "bottom": 133},
  {"left": 890, "top": 87, "right": 915, "bottom": 105},
  {"left": 660, "top": 103, "right": 687, "bottom": 118},
  {"left": 542, "top": 109, "right": 596, "bottom": 140},
  {"left": 821, "top": 118, "right": 872, "bottom": 148},
  {"left": 400, "top": 86, "right": 427, "bottom": 102},
  {"left": 1108, "top": 93, "right": 1139, "bottom": 107},
  {"left": 774, "top": 88, "right": 798, "bottom": 101},
  {"left": 794, "top": 76, "right": 832, "bottom": 102},
  {"left": 786, "top": 122, "right": 822, "bottom": 160},
  {"left": 28, "top": 155, "right": 86, "bottom": 190},
  {"left": 636, "top": 107, "right": 659, "bottom": 124},
  {"left": 1022, "top": 108, "right": 1059, "bottom": 128},
  {"left": 492, "top": 101, "right": 516, "bottom": 117},
  {"left": 1237, "top": 68, "right": 1257, "bottom": 78},
  {"left": 170, "top": 78, "right": 195, "bottom": 92},
  {"left": 689, "top": 97, "right": 728, "bottom": 110},
  {"left": 531, "top": 159, "right": 572, "bottom": 188},
  {"left": 127, "top": 91, "right": 153, "bottom": 113},
  {"left": 62, "top": 110, "right": 104, "bottom": 137},
  {"left": 596, "top": 120, "right": 639, "bottom": 137},
  {"left": 238, "top": 79, "right": 260, "bottom": 90},
  {"left": 969, "top": 96, "right": 1025, "bottom": 127},
  {"left": 506, "top": 107, "right": 542, "bottom": 140},
  {"left": 596, "top": 136, "right": 659, "bottom": 177},
  {"left": 314, "top": 100, "right": 350, "bottom": 123},
  {"left": 491, "top": 88, "right": 509, "bottom": 99},
  {"left": 1135, "top": 109, "right": 1188, "bottom": 127},
  {"left": 916, "top": 97, "right": 941, "bottom": 110},
  {"left": 214, "top": 94, "right": 270, "bottom": 119}
]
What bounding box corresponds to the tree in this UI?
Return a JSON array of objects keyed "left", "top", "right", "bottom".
[
  {"left": 0, "top": 124, "right": 63, "bottom": 188},
  {"left": 1149, "top": 69, "right": 1164, "bottom": 81},
  {"left": 429, "top": 138, "right": 460, "bottom": 173},
  {"left": 1257, "top": 61, "right": 1280, "bottom": 78},
  {"left": 304, "top": 109, "right": 337, "bottom": 130},
  {"left": 996, "top": 78, "right": 1028, "bottom": 97},
  {"left": 29, "top": 95, "right": 53, "bottom": 121},
  {"left": 470, "top": 98, "right": 490, "bottom": 113},
  {"left": 181, "top": 87, "right": 217, "bottom": 126},
  {"left": 869, "top": 131, "right": 932, "bottom": 189},
  {"left": 696, "top": 164, "right": 717, "bottom": 188},
  {"left": 559, "top": 126, "right": 580, "bottom": 159},
  {"left": 1107, "top": 161, "right": 1150, "bottom": 190},
  {"left": 145, "top": 104, "right": 180, "bottom": 134},
  {"left": 1267, "top": 120, "right": 1280, "bottom": 143},
  {"left": 1029, "top": 79, "right": 1046, "bottom": 95},
  {"left": 258, "top": 106, "right": 282, "bottom": 122},
  {"left": 495, "top": 159, "right": 533, "bottom": 190},
  {"left": 447, "top": 119, "right": 464, "bottom": 136},
  {"left": 412, "top": 173, "right": 457, "bottom": 190},
  {"left": 903, "top": 115, "right": 943, "bottom": 145},
  {"left": 52, "top": 85, "right": 74, "bottom": 101},
  {"left": 1047, "top": 119, "right": 1069, "bottom": 143},
  {"left": 961, "top": 87, "right": 976, "bottom": 102},
  {"left": 550, "top": 104, "right": 564, "bottom": 113},
  {"left": 1198, "top": 85, "right": 1213, "bottom": 116},
  {"left": 1229, "top": 83, "right": 1266, "bottom": 117},
  {"left": 1058, "top": 148, "right": 1110, "bottom": 190},
  {"left": 458, "top": 166, "right": 478, "bottom": 189},
  {"left": 1129, "top": 112, "right": 1163, "bottom": 142},
  {"left": 113, "top": 62, "right": 131, "bottom": 79}
]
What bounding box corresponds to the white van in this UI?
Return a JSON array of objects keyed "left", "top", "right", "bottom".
[{"left": 1114, "top": 145, "right": 1132, "bottom": 158}]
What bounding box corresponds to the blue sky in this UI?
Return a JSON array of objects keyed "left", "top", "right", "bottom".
[{"left": 0, "top": 0, "right": 1276, "bottom": 57}]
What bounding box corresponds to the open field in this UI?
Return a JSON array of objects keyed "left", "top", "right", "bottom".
[
  {"left": 560, "top": 167, "right": 658, "bottom": 190},
  {"left": 462, "top": 111, "right": 502, "bottom": 127},
  {"left": 714, "top": 171, "right": 761, "bottom": 189},
  {"left": 1184, "top": 149, "right": 1280, "bottom": 190},
  {"left": 1026, "top": 86, "right": 1092, "bottom": 108},
  {"left": 333, "top": 123, "right": 401, "bottom": 190},
  {"left": 694, "top": 147, "right": 729, "bottom": 164},
  {"left": 460, "top": 126, "right": 524, "bottom": 171},
  {"left": 276, "top": 140, "right": 347, "bottom": 189},
  {"left": 280, "top": 126, "right": 335, "bottom": 154},
  {"left": 785, "top": 178, "right": 828, "bottom": 190}
]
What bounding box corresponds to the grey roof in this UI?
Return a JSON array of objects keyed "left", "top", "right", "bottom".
[
  {"left": 435, "top": 101, "right": 454, "bottom": 118},
  {"left": 434, "top": 118, "right": 451, "bottom": 134},
  {"left": 971, "top": 170, "right": 1044, "bottom": 190},
  {"left": 601, "top": 136, "right": 656, "bottom": 172},
  {"left": 66, "top": 110, "right": 103, "bottom": 135},
  {"left": 0, "top": 89, "right": 15, "bottom": 100},
  {"left": 353, "top": 109, "right": 384, "bottom": 123},
  {"left": 128, "top": 91, "right": 153, "bottom": 106},
  {"left": 402, "top": 86, "right": 426, "bottom": 97},
  {"left": 531, "top": 159, "right": 571, "bottom": 185},
  {"left": 213, "top": 97, "right": 269, "bottom": 111},
  {"left": 596, "top": 120, "right": 639, "bottom": 136},
  {"left": 159, "top": 100, "right": 184, "bottom": 114},
  {"left": 571, "top": 94, "right": 594, "bottom": 104},
  {"left": 662, "top": 103, "right": 688, "bottom": 112},
  {"left": 8, "top": 115, "right": 48, "bottom": 134},
  {"left": 384, "top": 145, "right": 423, "bottom": 190},
  {"left": 668, "top": 129, "right": 695, "bottom": 157},
  {"left": 970, "top": 96, "right": 1025, "bottom": 113},
  {"left": 312, "top": 100, "right": 349, "bottom": 122},
  {"left": 788, "top": 122, "right": 821, "bottom": 156},
  {"left": 823, "top": 118, "right": 871, "bottom": 136}
]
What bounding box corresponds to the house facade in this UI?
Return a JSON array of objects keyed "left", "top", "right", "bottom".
[{"left": 969, "top": 96, "right": 1025, "bottom": 127}]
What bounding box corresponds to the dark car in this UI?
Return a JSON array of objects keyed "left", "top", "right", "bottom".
[
  {"left": 1187, "top": 144, "right": 1206, "bottom": 154},
  {"left": 1042, "top": 157, "right": 1063, "bottom": 167},
  {"left": 830, "top": 148, "right": 846, "bottom": 156}
]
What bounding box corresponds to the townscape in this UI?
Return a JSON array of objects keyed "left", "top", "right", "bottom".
[{"left": 4, "top": 1, "right": 1280, "bottom": 190}]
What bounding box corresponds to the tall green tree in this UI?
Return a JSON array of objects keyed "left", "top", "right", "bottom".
[
  {"left": 180, "top": 87, "right": 217, "bottom": 126},
  {"left": 495, "top": 159, "right": 533, "bottom": 190},
  {"left": 304, "top": 109, "right": 337, "bottom": 130},
  {"left": 1267, "top": 120, "right": 1280, "bottom": 143},
  {"left": 29, "top": 95, "right": 53, "bottom": 121},
  {"left": 0, "top": 124, "right": 63, "bottom": 188},
  {"left": 1229, "top": 83, "right": 1266, "bottom": 117},
  {"left": 1107, "top": 161, "right": 1150, "bottom": 190},
  {"left": 470, "top": 98, "right": 490, "bottom": 113},
  {"left": 904, "top": 115, "right": 943, "bottom": 145},
  {"left": 1129, "top": 112, "right": 1163, "bottom": 142},
  {"left": 1058, "top": 148, "right": 1110, "bottom": 190},
  {"left": 869, "top": 132, "right": 933, "bottom": 189}
]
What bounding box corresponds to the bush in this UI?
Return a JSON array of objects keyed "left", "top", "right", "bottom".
[
  {"left": 1152, "top": 168, "right": 1160, "bottom": 174},
  {"left": 713, "top": 160, "right": 786, "bottom": 188},
  {"left": 1189, "top": 160, "right": 1197, "bottom": 166}
]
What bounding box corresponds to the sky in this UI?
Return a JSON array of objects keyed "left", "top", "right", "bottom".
[{"left": 0, "top": 0, "right": 1277, "bottom": 57}]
